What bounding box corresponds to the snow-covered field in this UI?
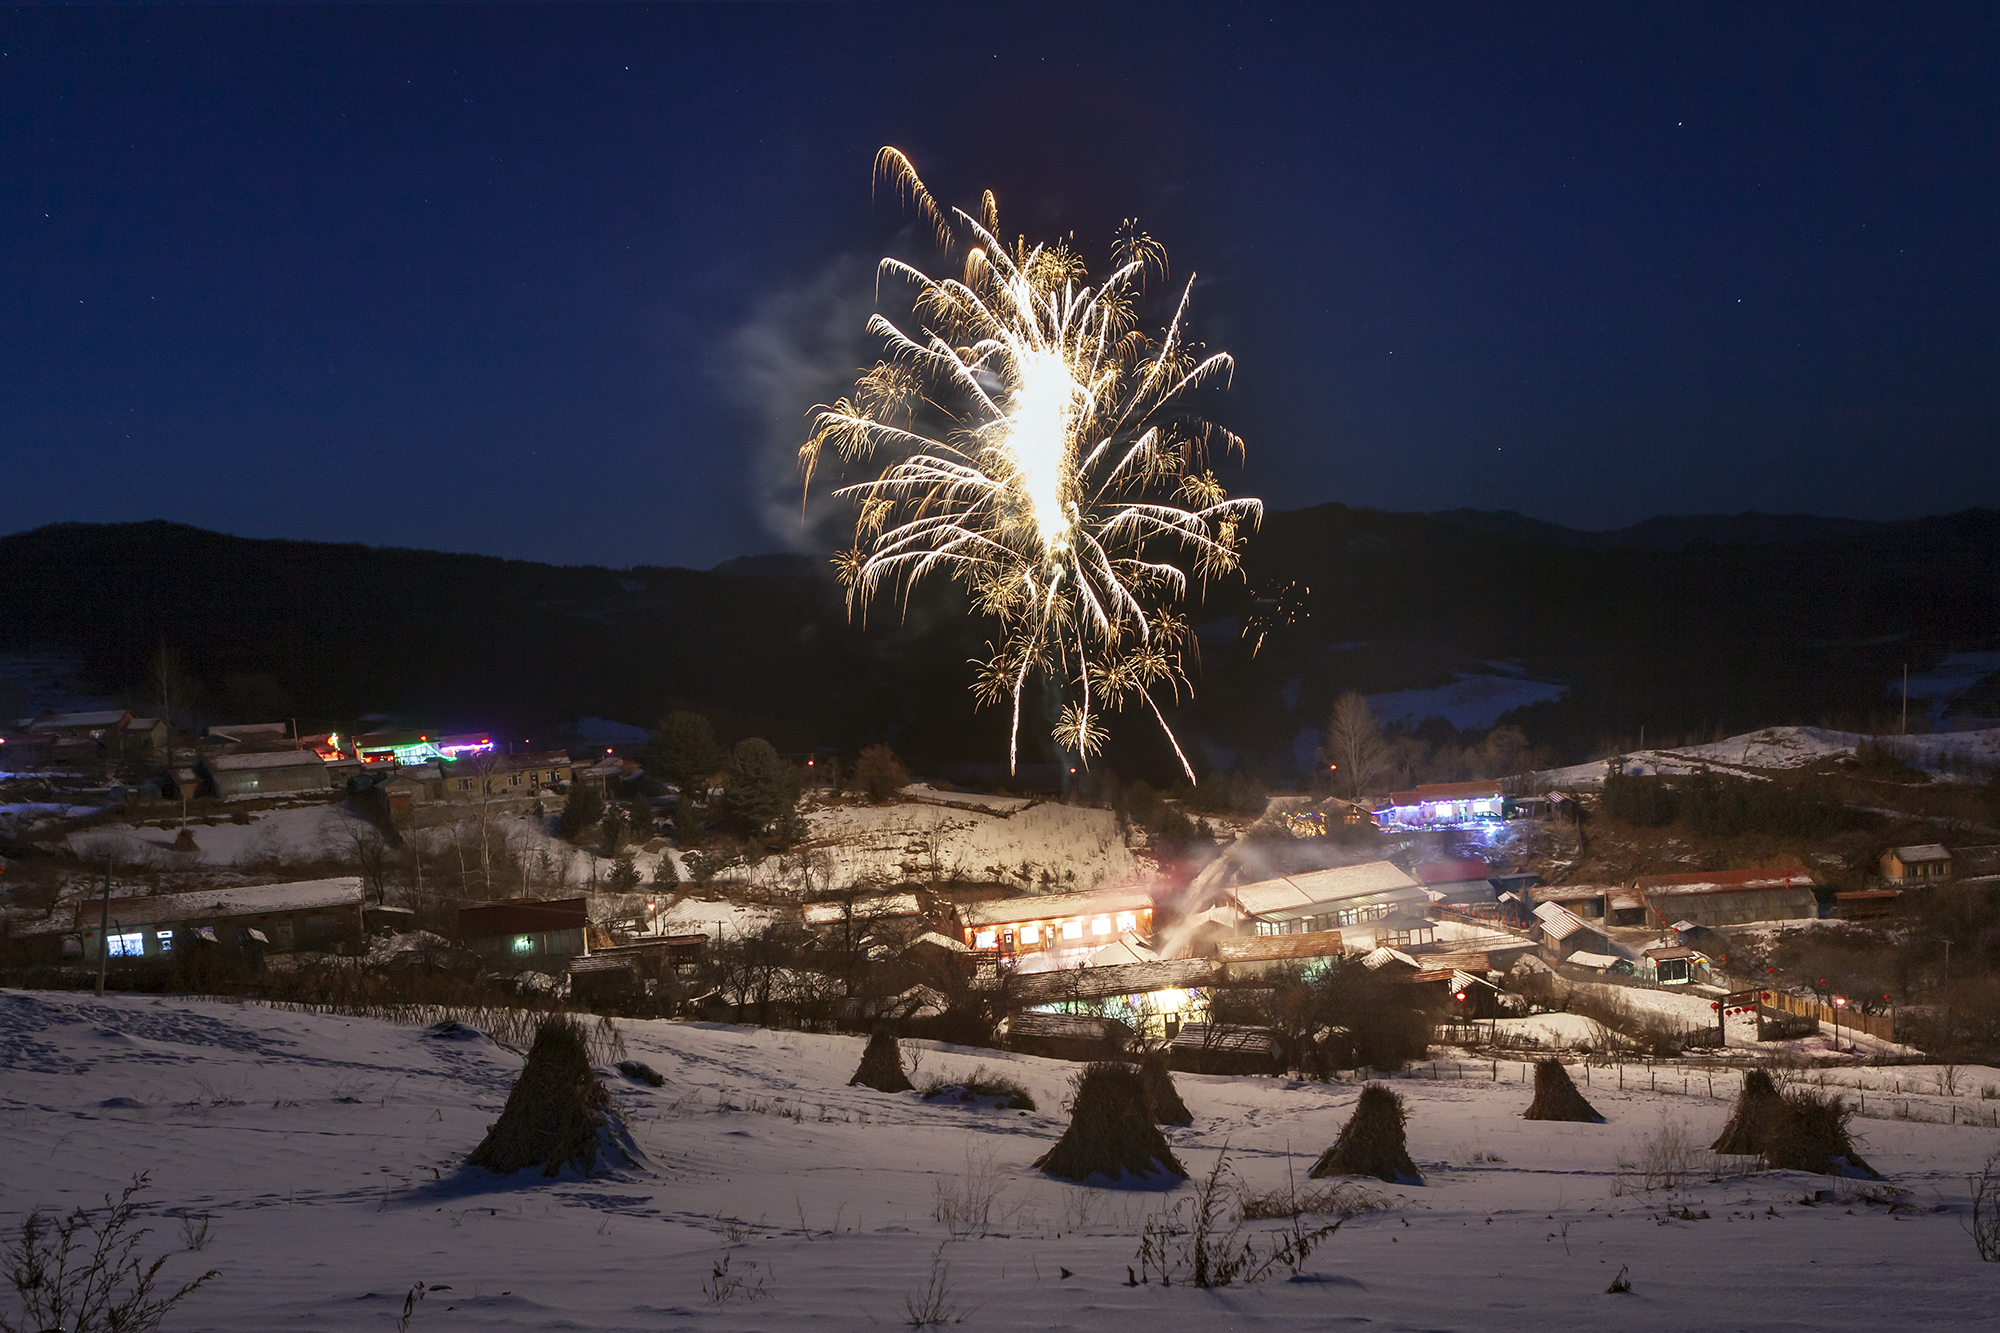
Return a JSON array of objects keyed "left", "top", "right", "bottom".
[
  {"left": 737, "top": 795, "right": 1140, "bottom": 894},
  {"left": 1531, "top": 724, "right": 2000, "bottom": 788},
  {"left": 4, "top": 988, "right": 1997, "bottom": 1331}
]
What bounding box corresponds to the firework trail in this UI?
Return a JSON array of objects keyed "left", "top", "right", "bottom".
[{"left": 801, "top": 148, "right": 1261, "bottom": 780}]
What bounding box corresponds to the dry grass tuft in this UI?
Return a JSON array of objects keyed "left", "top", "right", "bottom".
[{"left": 1309, "top": 1084, "right": 1422, "bottom": 1185}]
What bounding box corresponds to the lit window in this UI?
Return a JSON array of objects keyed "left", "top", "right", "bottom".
[
  {"left": 1019, "top": 924, "right": 1038, "bottom": 944},
  {"left": 107, "top": 931, "right": 145, "bottom": 957},
  {"left": 512, "top": 935, "right": 534, "bottom": 954},
  {"left": 1062, "top": 920, "right": 1083, "bottom": 940},
  {"left": 1091, "top": 916, "right": 1111, "bottom": 936},
  {"left": 508, "top": 773, "right": 521, "bottom": 786},
  {"left": 1115, "top": 912, "right": 1136, "bottom": 932},
  {"left": 156, "top": 929, "right": 174, "bottom": 954},
  {"left": 974, "top": 930, "right": 998, "bottom": 949}
]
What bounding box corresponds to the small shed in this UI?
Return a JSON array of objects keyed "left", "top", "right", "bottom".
[
  {"left": 204, "top": 750, "right": 331, "bottom": 799},
  {"left": 1640, "top": 945, "right": 1707, "bottom": 986},
  {"left": 1005, "top": 1011, "right": 1132, "bottom": 1062},
  {"left": 459, "top": 897, "right": 589, "bottom": 974},
  {"left": 1880, "top": 845, "right": 1952, "bottom": 885},
  {"left": 1167, "top": 1022, "right": 1285, "bottom": 1076}
]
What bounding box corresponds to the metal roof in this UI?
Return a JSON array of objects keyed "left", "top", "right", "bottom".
[
  {"left": 1890, "top": 844, "right": 1952, "bottom": 863},
  {"left": 1232, "top": 861, "right": 1422, "bottom": 920}
]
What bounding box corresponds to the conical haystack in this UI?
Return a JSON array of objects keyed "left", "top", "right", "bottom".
[
  {"left": 1709, "top": 1070, "right": 1878, "bottom": 1177},
  {"left": 1762, "top": 1086, "right": 1879, "bottom": 1178},
  {"left": 1139, "top": 1051, "right": 1193, "bottom": 1126},
  {"left": 1309, "top": 1084, "right": 1423, "bottom": 1185},
  {"left": 849, "top": 1027, "right": 913, "bottom": 1094},
  {"left": 469, "top": 1015, "right": 617, "bottom": 1177},
  {"left": 1522, "top": 1058, "right": 1604, "bottom": 1123},
  {"left": 1034, "top": 1062, "right": 1186, "bottom": 1184},
  {"left": 1711, "top": 1068, "right": 1783, "bottom": 1154}
]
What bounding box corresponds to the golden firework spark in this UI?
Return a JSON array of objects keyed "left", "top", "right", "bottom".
[{"left": 801, "top": 148, "right": 1262, "bottom": 779}]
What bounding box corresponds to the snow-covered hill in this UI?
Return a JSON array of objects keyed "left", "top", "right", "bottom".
[
  {"left": 1531, "top": 724, "right": 2000, "bottom": 789},
  {"left": 3, "top": 988, "right": 1995, "bottom": 1331}
]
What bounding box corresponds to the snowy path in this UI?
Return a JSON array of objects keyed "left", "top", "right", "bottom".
[{"left": 3, "top": 989, "right": 1998, "bottom": 1330}]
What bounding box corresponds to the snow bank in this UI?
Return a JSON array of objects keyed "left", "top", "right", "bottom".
[{"left": 2, "top": 989, "right": 1995, "bottom": 1331}]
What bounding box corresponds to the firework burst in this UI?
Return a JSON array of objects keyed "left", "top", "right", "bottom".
[{"left": 800, "top": 148, "right": 1262, "bottom": 779}]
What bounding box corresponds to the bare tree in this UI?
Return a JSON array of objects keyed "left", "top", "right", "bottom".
[{"left": 1324, "top": 692, "right": 1387, "bottom": 800}]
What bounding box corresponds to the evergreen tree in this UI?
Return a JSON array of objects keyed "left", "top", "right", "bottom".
[
  {"left": 721, "top": 737, "right": 803, "bottom": 836},
  {"left": 648, "top": 711, "right": 721, "bottom": 796},
  {"left": 558, "top": 784, "right": 605, "bottom": 842}
]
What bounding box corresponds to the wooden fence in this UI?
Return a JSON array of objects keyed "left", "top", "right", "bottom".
[{"left": 1762, "top": 989, "right": 1896, "bottom": 1042}]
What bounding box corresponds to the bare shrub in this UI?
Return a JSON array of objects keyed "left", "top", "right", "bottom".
[
  {"left": 0, "top": 1173, "right": 218, "bottom": 1333},
  {"left": 918, "top": 1067, "right": 1034, "bottom": 1111},
  {"left": 903, "top": 1247, "right": 966, "bottom": 1326},
  {"left": 1237, "top": 1177, "right": 1387, "bottom": 1221},
  {"left": 931, "top": 1151, "right": 1009, "bottom": 1240},
  {"left": 1966, "top": 1151, "right": 2000, "bottom": 1262},
  {"left": 702, "top": 1253, "right": 769, "bottom": 1304},
  {"left": 1617, "top": 1116, "right": 1703, "bottom": 1192},
  {"left": 1133, "top": 1150, "right": 1346, "bottom": 1288}
]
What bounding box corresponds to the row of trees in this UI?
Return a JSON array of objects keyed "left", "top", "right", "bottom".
[{"left": 1321, "top": 691, "right": 1553, "bottom": 799}]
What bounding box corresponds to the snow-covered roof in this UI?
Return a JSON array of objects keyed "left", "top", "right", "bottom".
[
  {"left": 1217, "top": 930, "right": 1346, "bottom": 964},
  {"left": 961, "top": 887, "right": 1153, "bottom": 928},
  {"left": 1086, "top": 932, "right": 1160, "bottom": 967},
  {"left": 1361, "top": 946, "right": 1420, "bottom": 971},
  {"left": 904, "top": 931, "right": 971, "bottom": 955},
  {"left": 1635, "top": 863, "right": 1815, "bottom": 895},
  {"left": 205, "top": 749, "right": 326, "bottom": 772},
  {"left": 1565, "top": 951, "right": 1622, "bottom": 970},
  {"left": 1231, "top": 861, "right": 1422, "bottom": 919},
  {"left": 1890, "top": 844, "right": 1952, "bottom": 863},
  {"left": 77, "top": 877, "right": 364, "bottom": 928},
  {"left": 1532, "top": 901, "right": 1591, "bottom": 940},
  {"left": 31, "top": 710, "right": 130, "bottom": 730}
]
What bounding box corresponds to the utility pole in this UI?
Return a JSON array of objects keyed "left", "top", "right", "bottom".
[
  {"left": 94, "top": 853, "right": 114, "bottom": 998},
  {"left": 1902, "top": 664, "right": 1909, "bottom": 736}
]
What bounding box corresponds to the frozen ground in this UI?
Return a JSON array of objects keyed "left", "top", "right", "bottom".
[
  {"left": 1531, "top": 724, "right": 2000, "bottom": 788},
  {"left": 3, "top": 989, "right": 1998, "bottom": 1331}
]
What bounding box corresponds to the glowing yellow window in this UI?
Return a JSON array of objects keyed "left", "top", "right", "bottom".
[
  {"left": 1062, "top": 919, "right": 1083, "bottom": 940},
  {"left": 1020, "top": 924, "right": 1039, "bottom": 944},
  {"left": 1091, "top": 916, "right": 1111, "bottom": 936},
  {"left": 1115, "top": 912, "right": 1136, "bottom": 932},
  {"left": 974, "top": 930, "right": 998, "bottom": 949}
]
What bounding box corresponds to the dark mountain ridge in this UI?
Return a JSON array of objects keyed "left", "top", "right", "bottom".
[{"left": 1, "top": 509, "right": 1992, "bottom": 779}]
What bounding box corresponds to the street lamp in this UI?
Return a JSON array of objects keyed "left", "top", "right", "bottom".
[{"left": 1833, "top": 995, "right": 1847, "bottom": 1052}]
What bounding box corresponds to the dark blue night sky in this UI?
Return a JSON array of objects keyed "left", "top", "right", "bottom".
[{"left": 4, "top": 3, "right": 1995, "bottom": 568}]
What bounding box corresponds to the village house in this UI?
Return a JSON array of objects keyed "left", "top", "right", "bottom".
[
  {"left": 1371, "top": 781, "right": 1505, "bottom": 830},
  {"left": 1529, "top": 882, "right": 1647, "bottom": 928},
  {"left": 1639, "top": 944, "right": 1711, "bottom": 987},
  {"left": 1004, "top": 1011, "right": 1133, "bottom": 1062},
  {"left": 1635, "top": 861, "right": 1818, "bottom": 928},
  {"left": 204, "top": 748, "right": 332, "bottom": 799},
  {"left": 77, "top": 877, "right": 366, "bottom": 961},
  {"left": 459, "top": 897, "right": 590, "bottom": 975},
  {"left": 28, "top": 710, "right": 167, "bottom": 765},
  {"left": 567, "top": 934, "right": 705, "bottom": 1005},
  {"left": 438, "top": 750, "right": 583, "bottom": 800},
  {"left": 1003, "top": 957, "right": 1215, "bottom": 1042},
  {"left": 958, "top": 886, "right": 1155, "bottom": 960},
  {"left": 1532, "top": 900, "right": 1617, "bottom": 962},
  {"left": 1212, "top": 860, "right": 1427, "bottom": 938},
  {"left": 1880, "top": 844, "right": 1953, "bottom": 885}
]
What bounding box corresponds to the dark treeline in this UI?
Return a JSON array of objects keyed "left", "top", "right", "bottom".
[{"left": 2, "top": 507, "right": 1995, "bottom": 786}]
